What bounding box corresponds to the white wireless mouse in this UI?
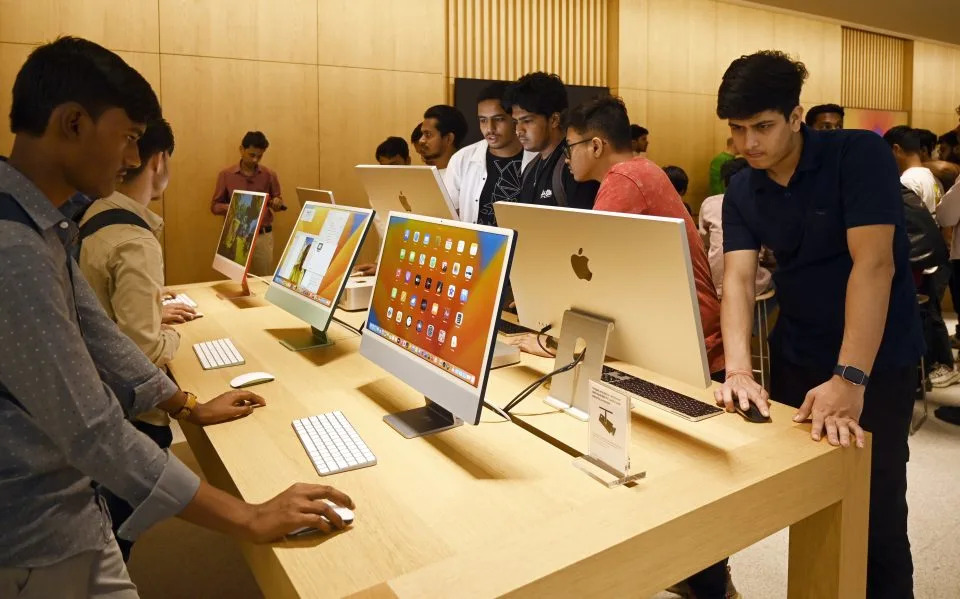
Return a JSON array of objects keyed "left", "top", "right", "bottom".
[
  {"left": 287, "top": 500, "right": 355, "bottom": 537},
  {"left": 229, "top": 371, "right": 275, "bottom": 389}
]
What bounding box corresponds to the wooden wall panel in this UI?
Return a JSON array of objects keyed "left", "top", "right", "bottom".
[
  {"left": 159, "top": 0, "right": 318, "bottom": 64},
  {"left": 842, "top": 27, "right": 910, "bottom": 110},
  {"left": 318, "top": 0, "right": 445, "bottom": 73},
  {"left": 0, "top": 0, "right": 160, "bottom": 53},
  {"left": 714, "top": 3, "right": 775, "bottom": 83},
  {"left": 160, "top": 55, "right": 320, "bottom": 285},
  {"left": 447, "top": 0, "right": 607, "bottom": 86},
  {"left": 773, "top": 14, "right": 843, "bottom": 107},
  {"left": 645, "top": 0, "right": 716, "bottom": 95},
  {"left": 912, "top": 41, "right": 959, "bottom": 116},
  {"left": 316, "top": 65, "right": 445, "bottom": 263},
  {"left": 0, "top": 43, "right": 36, "bottom": 156}
]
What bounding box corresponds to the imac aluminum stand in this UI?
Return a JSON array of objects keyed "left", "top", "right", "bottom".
[
  {"left": 279, "top": 326, "right": 334, "bottom": 352},
  {"left": 544, "top": 309, "right": 613, "bottom": 421},
  {"left": 384, "top": 398, "right": 463, "bottom": 439},
  {"left": 217, "top": 274, "right": 253, "bottom": 299}
]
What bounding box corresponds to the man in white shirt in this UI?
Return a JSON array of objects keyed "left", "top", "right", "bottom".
[
  {"left": 884, "top": 125, "right": 943, "bottom": 213},
  {"left": 444, "top": 82, "right": 535, "bottom": 225}
]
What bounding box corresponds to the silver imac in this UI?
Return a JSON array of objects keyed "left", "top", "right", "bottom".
[
  {"left": 359, "top": 211, "right": 516, "bottom": 438},
  {"left": 265, "top": 201, "right": 375, "bottom": 350},
  {"left": 212, "top": 190, "right": 269, "bottom": 296},
  {"left": 296, "top": 186, "right": 336, "bottom": 207},
  {"left": 355, "top": 165, "right": 459, "bottom": 237},
  {"left": 494, "top": 202, "right": 710, "bottom": 419}
]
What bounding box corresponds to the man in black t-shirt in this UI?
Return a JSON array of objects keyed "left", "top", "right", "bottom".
[
  {"left": 503, "top": 72, "right": 598, "bottom": 210},
  {"left": 716, "top": 52, "right": 922, "bottom": 599},
  {"left": 444, "top": 81, "right": 533, "bottom": 225}
]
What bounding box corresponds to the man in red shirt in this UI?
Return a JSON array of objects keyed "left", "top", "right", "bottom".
[
  {"left": 211, "top": 131, "right": 284, "bottom": 275},
  {"left": 564, "top": 95, "right": 732, "bottom": 598}
]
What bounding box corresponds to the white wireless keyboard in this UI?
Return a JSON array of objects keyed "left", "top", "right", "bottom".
[
  {"left": 292, "top": 411, "right": 377, "bottom": 476},
  {"left": 163, "top": 293, "right": 197, "bottom": 308},
  {"left": 193, "top": 338, "right": 245, "bottom": 370}
]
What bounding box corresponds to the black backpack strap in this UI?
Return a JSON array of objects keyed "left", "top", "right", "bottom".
[
  {"left": 551, "top": 157, "right": 568, "bottom": 207},
  {"left": 0, "top": 193, "right": 37, "bottom": 414},
  {"left": 78, "top": 209, "right": 151, "bottom": 243}
]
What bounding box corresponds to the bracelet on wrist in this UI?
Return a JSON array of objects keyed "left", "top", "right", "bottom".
[{"left": 171, "top": 391, "right": 198, "bottom": 421}]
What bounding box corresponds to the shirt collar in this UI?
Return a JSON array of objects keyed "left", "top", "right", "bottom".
[
  {"left": 99, "top": 191, "right": 165, "bottom": 234},
  {"left": 0, "top": 159, "right": 72, "bottom": 231},
  {"left": 233, "top": 162, "right": 261, "bottom": 176}
]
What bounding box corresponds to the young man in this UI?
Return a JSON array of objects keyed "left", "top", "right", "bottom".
[
  {"left": 419, "top": 105, "right": 468, "bottom": 173},
  {"left": 938, "top": 130, "right": 960, "bottom": 164},
  {"left": 505, "top": 72, "right": 599, "bottom": 210},
  {"left": 630, "top": 124, "right": 649, "bottom": 155},
  {"left": 0, "top": 38, "right": 353, "bottom": 596},
  {"left": 708, "top": 137, "right": 736, "bottom": 194},
  {"left": 211, "top": 131, "right": 285, "bottom": 276},
  {"left": 699, "top": 157, "right": 772, "bottom": 298},
  {"left": 884, "top": 125, "right": 943, "bottom": 214},
  {"left": 715, "top": 51, "right": 922, "bottom": 598},
  {"left": 934, "top": 172, "right": 960, "bottom": 424},
  {"left": 915, "top": 128, "right": 938, "bottom": 162},
  {"left": 804, "top": 103, "right": 844, "bottom": 131},
  {"left": 443, "top": 81, "right": 535, "bottom": 225},
  {"left": 375, "top": 136, "right": 411, "bottom": 165},
  {"left": 411, "top": 123, "right": 430, "bottom": 165},
  {"left": 564, "top": 95, "right": 729, "bottom": 599}
]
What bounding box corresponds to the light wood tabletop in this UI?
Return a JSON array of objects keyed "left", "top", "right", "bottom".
[{"left": 167, "top": 279, "right": 869, "bottom": 599}]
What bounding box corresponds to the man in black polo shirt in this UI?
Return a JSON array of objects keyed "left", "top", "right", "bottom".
[{"left": 714, "top": 51, "right": 922, "bottom": 598}]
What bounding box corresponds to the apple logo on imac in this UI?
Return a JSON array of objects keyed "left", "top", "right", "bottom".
[
  {"left": 398, "top": 191, "right": 412, "bottom": 212},
  {"left": 571, "top": 248, "right": 592, "bottom": 281}
]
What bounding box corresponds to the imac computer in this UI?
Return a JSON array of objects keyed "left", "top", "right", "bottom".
[
  {"left": 296, "top": 187, "right": 336, "bottom": 207},
  {"left": 360, "top": 212, "right": 516, "bottom": 438},
  {"left": 265, "top": 201, "right": 375, "bottom": 350},
  {"left": 493, "top": 202, "right": 713, "bottom": 421},
  {"left": 355, "top": 165, "right": 459, "bottom": 237},
  {"left": 212, "top": 190, "right": 269, "bottom": 297}
]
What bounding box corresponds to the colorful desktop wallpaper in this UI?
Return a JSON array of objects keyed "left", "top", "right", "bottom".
[
  {"left": 216, "top": 191, "right": 266, "bottom": 267},
  {"left": 367, "top": 216, "right": 511, "bottom": 388},
  {"left": 844, "top": 108, "right": 909, "bottom": 136},
  {"left": 273, "top": 204, "right": 370, "bottom": 307}
]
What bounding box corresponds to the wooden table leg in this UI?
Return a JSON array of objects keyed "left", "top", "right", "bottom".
[{"left": 787, "top": 441, "right": 872, "bottom": 598}]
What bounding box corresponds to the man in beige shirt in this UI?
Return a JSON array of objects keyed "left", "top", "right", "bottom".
[{"left": 78, "top": 117, "right": 201, "bottom": 560}]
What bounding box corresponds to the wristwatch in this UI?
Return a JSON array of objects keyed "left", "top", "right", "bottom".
[
  {"left": 833, "top": 365, "right": 870, "bottom": 387},
  {"left": 171, "top": 391, "right": 198, "bottom": 421}
]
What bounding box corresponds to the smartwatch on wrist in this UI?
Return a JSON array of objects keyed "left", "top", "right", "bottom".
[
  {"left": 833, "top": 365, "right": 869, "bottom": 387},
  {"left": 171, "top": 391, "right": 198, "bottom": 421}
]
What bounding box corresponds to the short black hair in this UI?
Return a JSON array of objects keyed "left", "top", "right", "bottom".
[
  {"left": 241, "top": 131, "right": 269, "bottom": 150},
  {"left": 503, "top": 72, "right": 568, "bottom": 118},
  {"left": 423, "top": 105, "right": 468, "bottom": 148},
  {"left": 720, "top": 157, "right": 750, "bottom": 188},
  {"left": 940, "top": 130, "right": 959, "bottom": 147},
  {"left": 663, "top": 166, "right": 689, "bottom": 196},
  {"left": 375, "top": 136, "right": 410, "bottom": 161},
  {"left": 915, "top": 128, "right": 937, "bottom": 156},
  {"left": 476, "top": 81, "right": 510, "bottom": 106},
  {"left": 717, "top": 51, "right": 809, "bottom": 120},
  {"left": 122, "top": 118, "right": 175, "bottom": 183},
  {"left": 804, "top": 103, "right": 845, "bottom": 126},
  {"left": 883, "top": 125, "right": 923, "bottom": 154},
  {"left": 630, "top": 124, "right": 648, "bottom": 139},
  {"left": 411, "top": 123, "right": 423, "bottom": 144},
  {"left": 11, "top": 36, "right": 160, "bottom": 136},
  {"left": 564, "top": 96, "right": 632, "bottom": 152}
]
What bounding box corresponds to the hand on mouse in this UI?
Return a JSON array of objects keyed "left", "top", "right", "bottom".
[
  {"left": 189, "top": 390, "right": 266, "bottom": 426},
  {"left": 714, "top": 371, "right": 770, "bottom": 418},
  {"left": 245, "top": 483, "right": 355, "bottom": 543},
  {"left": 793, "top": 376, "right": 865, "bottom": 448},
  {"left": 501, "top": 332, "right": 553, "bottom": 358},
  {"left": 162, "top": 303, "right": 197, "bottom": 324},
  {"left": 352, "top": 263, "right": 377, "bottom": 276}
]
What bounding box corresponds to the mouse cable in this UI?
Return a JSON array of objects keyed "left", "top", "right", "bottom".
[
  {"left": 536, "top": 326, "right": 556, "bottom": 357},
  {"left": 502, "top": 349, "right": 586, "bottom": 414},
  {"left": 483, "top": 401, "right": 512, "bottom": 422}
]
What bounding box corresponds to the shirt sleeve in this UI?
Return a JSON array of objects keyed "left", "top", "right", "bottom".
[
  {"left": 0, "top": 231, "right": 199, "bottom": 538},
  {"left": 721, "top": 181, "right": 761, "bottom": 253},
  {"left": 108, "top": 238, "right": 180, "bottom": 368},
  {"left": 442, "top": 153, "right": 462, "bottom": 211},
  {"left": 936, "top": 177, "right": 960, "bottom": 227},
  {"left": 839, "top": 133, "right": 904, "bottom": 229},
  {"left": 211, "top": 171, "right": 229, "bottom": 215}
]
